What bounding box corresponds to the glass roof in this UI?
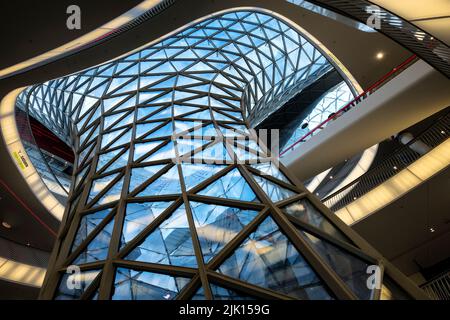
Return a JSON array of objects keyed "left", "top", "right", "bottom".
[{"left": 16, "top": 9, "right": 381, "bottom": 301}]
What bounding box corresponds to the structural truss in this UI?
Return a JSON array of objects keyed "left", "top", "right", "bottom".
[{"left": 15, "top": 9, "right": 425, "bottom": 300}]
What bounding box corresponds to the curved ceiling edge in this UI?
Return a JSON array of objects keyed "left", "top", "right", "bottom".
[
  {"left": 0, "top": 88, "right": 65, "bottom": 221},
  {"left": 0, "top": 0, "right": 172, "bottom": 80}
]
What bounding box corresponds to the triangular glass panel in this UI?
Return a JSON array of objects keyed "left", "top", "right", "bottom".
[
  {"left": 142, "top": 141, "right": 176, "bottom": 162},
  {"left": 298, "top": 230, "right": 373, "bottom": 300},
  {"left": 139, "top": 75, "right": 166, "bottom": 89},
  {"left": 79, "top": 124, "right": 98, "bottom": 146},
  {"left": 282, "top": 199, "right": 350, "bottom": 243},
  {"left": 55, "top": 269, "right": 101, "bottom": 300},
  {"left": 78, "top": 142, "right": 96, "bottom": 167},
  {"left": 137, "top": 105, "right": 164, "bottom": 120},
  {"left": 174, "top": 121, "right": 199, "bottom": 134},
  {"left": 71, "top": 209, "right": 112, "bottom": 253},
  {"left": 151, "top": 77, "right": 176, "bottom": 89},
  {"left": 176, "top": 138, "right": 209, "bottom": 157},
  {"left": 150, "top": 91, "right": 173, "bottom": 104},
  {"left": 140, "top": 60, "right": 161, "bottom": 73},
  {"left": 212, "top": 110, "right": 236, "bottom": 122},
  {"left": 112, "top": 268, "right": 190, "bottom": 300},
  {"left": 78, "top": 96, "right": 99, "bottom": 118},
  {"left": 229, "top": 144, "right": 259, "bottom": 162},
  {"left": 121, "top": 201, "right": 174, "bottom": 248},
  {"left": 102, "top": 150, "right": 129, "bottom": 173},
  {"left": 186, "top": 61, "right": 214, "bottom": 72},
  {"left": 181, "top": 163, "right": 226, "bottom": 191},
  {"left": 129, "top": 164, "right": 166, "bottom": 192},
  {"left": 73, "top": 217, "right": 115, "bottom": 265},
  {"left": 103, "top": 95, "right": 130, "bottom": 113},
  {"left": 111, "top": 94, "right": 137, "bottom": 113},
  {"left": 217, "top": 216, "right": 334, "bottom": 299},
  {"left": 198, "top": 168, "right": 258, "bottom": 202},
  {"left": 106, "top": 77, "right": 132, "bottom": 94},
  {"left": 133, "top": 141, "right": 164, "bottom": 161},
  {"left": 148, "top": 62, "right": 176, "bottom": 74},
  {"left": 104, "top": 111, "right": 133, "bottom": 130},
  {"left": 251, "top": 174, "right": 296, "bottom": 202},
  {"left": 136, "top": 121, "right": 164, "bottom": 139},
  {"left": 144, "top": 122, "right": 173, "bottom": 139},
  {"left": 190, "top": 201, "right": 258, "bottom": 262},
  {"left": 214, "top": 74, "right": 235, "bottom": 87},
  {"left": 171, "top": 60, "right": 192, "bottom": 72},
  {"left": 176, "top": 75, "right": 202, "bottom": 87},
  {"left": 108, "top": 128, "right": 132, "bottom": 149},
  {"left": 138, "top": 91, "right": 166, "bottom": 104},
  {"left": 146, "top": 106, "right": 172, "bottom": 120},
  {"left": 190, "top": 142, "right": 231, "bottom": 163},
  {"left": 192, "top": 283, "right": 255, "bottom": 300},
  {"left": 173, "top": 105, "right": 201, "bottom": 117},
  {"left": 88, "top": 173, "right": 120, "bottom": 202},
  {"left": 114, "top": 62, "right": 134, "bottom": 75},
  {"left": 125, "top": 204, "right": 197, "bottom": 267},
  {"left": 94, "top": 178, "right": 124, "bottom": 206},
  {"left": 137, "top": 165, "right": 181, "bottom": 196},
  {"left": 114, "top": 78, "right": 138, "bottom": 95},
  {"left": 183, "top": 109, "right": 211, "bottom": 121},
  {"left": 88, "top": 81, "right": 109, "bottom": 98}
]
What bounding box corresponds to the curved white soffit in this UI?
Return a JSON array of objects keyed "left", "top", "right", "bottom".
[
  {"left": 0, "top": 88, "right": 65, "bottom": 220},
  {"left": 0, "top": 0, "right": 166, "bottom": 80},
  {"left": 306, "top": 144, "right": 379, "bottom": 194},
  {"left": 257, "top": 7, "right": 364, "bottom": 94},
  {"left": 336, "top": 138, "right": 450, "bottom": 225},
  {"left": 323, "top": 144, "right": 379, "bottom": 201},
  {"left": 0, "top": 257, "right": 46, "bottom": 288},
  {"left": 306, "top": 167, "right": 332, "bottom": 192}
]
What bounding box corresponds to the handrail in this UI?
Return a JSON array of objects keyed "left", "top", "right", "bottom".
[
  {"left": 280, "top": 54, "right": 418, "bottom": 156},
  {"left": 321, "top": 110, "right": 450, "bottom": 211},
  {"left": 420, "top": 271, "right": 450, "bottom": 300},
  {"left": 16, "top": 97, "right": 71, "bottom": 200}
]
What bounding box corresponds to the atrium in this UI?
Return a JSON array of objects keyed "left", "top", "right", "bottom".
[{"left": 0, "top": 0, "right": 448, "bottom": 305}]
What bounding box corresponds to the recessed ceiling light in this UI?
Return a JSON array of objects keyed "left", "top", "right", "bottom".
[
  {"left": 376, "top": 52, "right": 384, "bottom": 60},
  {"left": 429, "top": 227, "right": 435, "bottom": 233},
  {"left": 1, "top": 221, "right": 11, "bottom": 229}
]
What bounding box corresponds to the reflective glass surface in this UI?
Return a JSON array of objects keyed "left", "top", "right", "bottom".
[
  {"left": 299, "top": 230, "right": 373, "bottom": 300},
  {"left": 55, "top": 269, "right": 101, "bottom": 300},
  {"left": 126, "top": 205, "right": 198, "bottom": 267},
  {"left": 282, "top": 198, "right": 350, "bottom": 243},
  {"left": 112, "top": 268, "right": 190, "bottom": 300},
  {"left": 217, "top": 216, "right": 334, "bottom": 299},
  {"left": 190, "top": 201, "right": 259, "bottom": 262},
  {"left": 192, "top": 283, "right": 255, "bottom": 300}
]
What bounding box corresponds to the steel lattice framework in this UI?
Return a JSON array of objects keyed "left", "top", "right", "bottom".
[
  {"left": 285, "top": 81, "right": 353, "bottom": 148},
  {"left": 16, "top": 9, "right": 425, "bottom": 300}
]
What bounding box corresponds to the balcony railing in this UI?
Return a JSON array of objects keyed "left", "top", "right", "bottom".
[
  {"left": 321, "top": 110, "right": 450, "bottom": 211},
  {"left": 421, "top": 271, "right": 450, "bottom": 300},
  {"left": 280, "top": 54, "right": 418, "bottom": 156}
]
